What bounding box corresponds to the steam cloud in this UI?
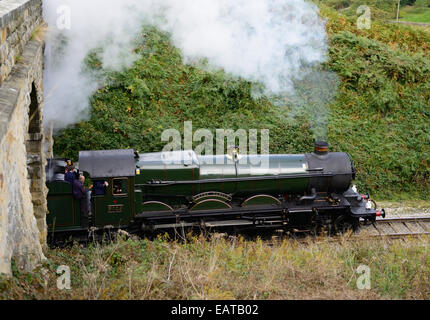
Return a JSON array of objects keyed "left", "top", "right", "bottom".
[{"left": 43, "top": 0, "right": 336, "bottom": 138}]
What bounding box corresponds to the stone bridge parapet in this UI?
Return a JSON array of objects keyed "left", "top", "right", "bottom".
[{"left": 0, "top": 0, "right": 46, "bottom": 276}]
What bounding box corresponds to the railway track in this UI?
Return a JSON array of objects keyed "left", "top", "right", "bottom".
[
  {"left": 260, "top": 216, "right": 430, "bottom": 245},
  {"left": 356, "top": 215, "right": 430, "bottom": 239}
]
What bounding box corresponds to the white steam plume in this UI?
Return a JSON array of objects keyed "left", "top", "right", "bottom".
[{"left": 43, "top": 0, "right": 333, "bottom": 135}]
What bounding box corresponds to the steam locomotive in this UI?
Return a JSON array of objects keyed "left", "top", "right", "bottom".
[{"left": 46, "top": 141, "right": 385, "bottom": 241}]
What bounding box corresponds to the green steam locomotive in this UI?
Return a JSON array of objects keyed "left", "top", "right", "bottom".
[{"left": 46, "top": 142, "right": 385, "bottom": 241}]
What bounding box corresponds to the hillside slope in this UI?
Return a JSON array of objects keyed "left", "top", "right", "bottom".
[{"left": 53, "top": 6, "right": 430, "bottom": 199}]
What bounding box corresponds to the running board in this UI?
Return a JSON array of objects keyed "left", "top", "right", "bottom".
[{"left": 152, "top": 219, "right": 285, "bottom": 230}]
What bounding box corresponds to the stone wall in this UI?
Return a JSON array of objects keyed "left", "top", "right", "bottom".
[
  {"left": 0, "top": 0, "right": 46, "bottom": 276},
  {"left": 1, "top": 0, "right": 43, "bottom": 85}
]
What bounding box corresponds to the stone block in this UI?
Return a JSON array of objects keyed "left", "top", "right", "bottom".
[
  {"left": 0, "top": 64, "right": 7, "bottom": 81},
  {"left": 1, "top": 41, "right": 9, "bottom": 59},
  {"left": 29, "top": 178, "right": 44, "bottom": 192},
  {"left": 0, "top": 45, "right": 6, "bottom": 64},
  {"left": 33, "top": 206, "right": 46, "bottom": 219},
  {"left": 31, "top": 192, "right": 45, "bottom": 206},
  {"left": 1, "top": 28, "right": 7, "bottom": 44},
  {"left": 27, "top": 166, "right": 42, "bottom": 180},
  {"left": 26, "top": 153, "right": 41, "bottom": 164},
  {"left": 27, "top": 132, "right": 42, "bottom": 141},
  {"left": 26, "top": 141, "right": 42, "bottom": 153}
]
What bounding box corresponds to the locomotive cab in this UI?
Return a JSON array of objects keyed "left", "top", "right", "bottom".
[
  {"left": 46, "top": 149, "right": 142, "bottom": 236},
  {"left": 46, "top": 159, "right": 85, "bottom": 232},
  {"left": 78, "top": 149, "right": 139, "bottom": 229}
]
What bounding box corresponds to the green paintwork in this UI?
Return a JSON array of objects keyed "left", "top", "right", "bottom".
[
  {"left": 136, "top": 151, "right": 199, "bottom": 196},
  {"left": 46, "top": 181, "right": 81, "bottom": 231},
  {"left": 93, "top": 177, "right": 135, "bottom": 227}
]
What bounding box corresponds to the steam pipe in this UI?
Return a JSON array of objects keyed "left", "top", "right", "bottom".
[{"left": 300, "top": 188, "right": 317, "bottom": 202}]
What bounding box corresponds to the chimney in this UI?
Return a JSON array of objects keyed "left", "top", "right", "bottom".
[{"left": 314, "top": 141, "right": 329, "bottom": 155}]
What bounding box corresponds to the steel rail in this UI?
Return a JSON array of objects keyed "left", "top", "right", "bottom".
[
  {"left": 358, "top": 215, "right": 430, "bottom": 239},
  {"left": 264, "top": 215, "right": 430, "bottom": 245}
]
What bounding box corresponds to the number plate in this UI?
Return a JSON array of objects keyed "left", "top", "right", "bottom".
[{"left": 107, "top": 205, "right": 124, "bottom": 213}]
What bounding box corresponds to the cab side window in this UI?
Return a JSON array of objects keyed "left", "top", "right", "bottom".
[{"left": 113, "top": 178, "right": 128, "bottom": 196}]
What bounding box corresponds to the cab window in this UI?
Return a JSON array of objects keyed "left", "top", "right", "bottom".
[{"left": 113, "top": 178, "right": 128, "bottom": 196}]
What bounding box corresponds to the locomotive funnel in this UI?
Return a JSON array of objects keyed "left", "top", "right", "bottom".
[{"left": 314, "top": 141, "right": 329, "bottom": 155}]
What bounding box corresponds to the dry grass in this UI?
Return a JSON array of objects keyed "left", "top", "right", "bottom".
[
  {"left": 31, "top": 23, "right": 48, "bottom": 42},
  {"left": 1, "top": 234, "right": 429, "bottom": 300}
]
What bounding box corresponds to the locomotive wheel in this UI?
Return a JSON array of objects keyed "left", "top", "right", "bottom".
[{"left": 334, "top": 216, "right": 359, "bottom": 235}]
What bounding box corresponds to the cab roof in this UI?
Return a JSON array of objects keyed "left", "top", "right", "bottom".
[{"left": 79, "top": 149, "right": 137, "bottom": 178}]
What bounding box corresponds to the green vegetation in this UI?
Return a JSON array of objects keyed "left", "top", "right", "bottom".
[
  {"left": 402, "top": 8, "right": 430, "bottom": 23},
  {"left": 400, "top": 0, "right": 430, "bottom": 23},
  {"left": 318, "top": 0, "right": 401, "bottom": 19},
  {"left": 53, "top": 4, "right": 430, "bottom": 200},
  {"left": 321, "top": 0, "right": 430, "bottom": 22},
  {"left": 1, "top": 236, "right": 429, "bottom": 299}
]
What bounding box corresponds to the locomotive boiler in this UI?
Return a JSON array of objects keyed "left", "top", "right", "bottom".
[{"left": 46, "top": 142, "right": 385, "bottom": 240}]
